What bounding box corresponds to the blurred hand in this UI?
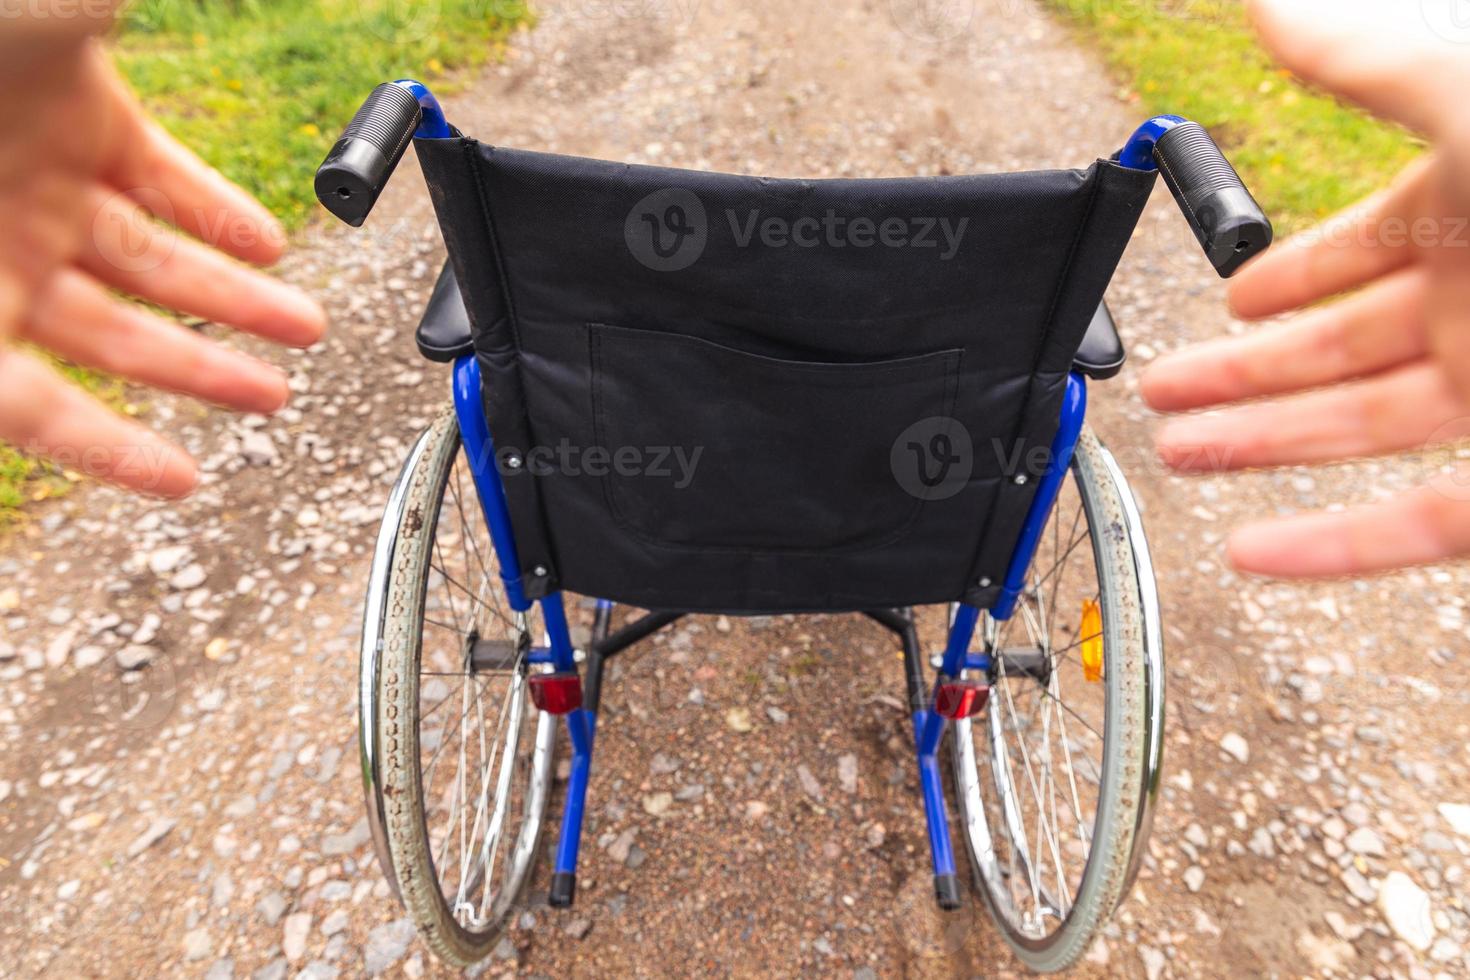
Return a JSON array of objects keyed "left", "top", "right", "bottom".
[
  {"left": 0, "top": 7, "right": 324, "bottom": 499},
  {"left": 1140, "top": 0, "right": 1470, "bottom": 578}
]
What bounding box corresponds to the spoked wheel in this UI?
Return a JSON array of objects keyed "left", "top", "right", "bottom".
[
  {"left": 361, "top": 406, "right": 557, "bottom": 966},
  {"left": 950, "top": 428, "right": 1163, "bottom": 973}
]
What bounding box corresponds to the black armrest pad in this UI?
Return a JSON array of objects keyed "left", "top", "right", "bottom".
[
  {"left": 416, "top": 261, "right": 475, "bottom": 363},
  {"left": 1073, "top": 301, "right": 1125, "bottom": 380}
]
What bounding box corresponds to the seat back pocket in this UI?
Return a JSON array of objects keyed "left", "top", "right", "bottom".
[{"left": 589, "top": 323, "right": 962, "bottom": 554}]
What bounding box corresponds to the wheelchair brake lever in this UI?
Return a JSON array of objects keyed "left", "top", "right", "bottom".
[
  {"left": 1151, "top": 122, "right": 1273, "bottom": 278},
  {"left": 315, "top": 82, "right": 431, "bottom": 227}
]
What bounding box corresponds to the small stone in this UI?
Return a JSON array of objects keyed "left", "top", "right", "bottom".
[
  {"left": 170, "top": 564, "right": 207, "bottom": 591},
  {"left": 57, "top": 879, "right": 81, "bottom": 901},
  {"left": 724, "top": 707, "right": 753, "bottom": 733},
  {"left": 256, "top": 891, "right": 288, "bottom": 926},
  {"left": 1139, "top": 945, "right": 1166, "bottom": 980},
  {"left": 183, "top": 928, "right": 213, "bottom": 962},
  {"left": 205, "top": 637, "right": 229, "bottom": 661},
  {"left": 282, "top": 913, "right": 312, "bottom": 963},
  {"left": 764, "top": 705, "right": 789, "bottom": 725},
  {"left": 1378, "top": 870, "right": 1435, "bottom": 952},
  {"left": 744, "top": 800, "right": 769, "bottom": 821},
  {"left": 1219, "top": 732, "right": 1249, "bottom": 763},
  {"left": 363, "top": 918, "right": 415, "bottom": 975},
  {"left": 205, "top": 958, "right": 234, "bottom": 980},
  {"left": 127, "top": 817, "right": 177, "bottom": 857},
  {"left": 1341, "top": 867, "right": 1376, "bottom": 904},
  {"left": 115, "top": 644, "right": 154, "bottom": 671},
  {"left": 796, "top": 765, "right": 823, "bottom": 802},
  {"left": 607, "top": 828, "right": 638, "bottom": 864},
  {"left": 837, "top": 754, "right": 858, "bottom": 794},
  {"left": 45, "top": 628, "right": 76, "bottom": 668},
  {"left": 715, "top": 615, "right": 732, "bottom": 633},
  {"left": 1344, "top": 827, "right": 1386, "bottom": 857},
  {"left": 241, "top": 431, "right": 279, "bottom": 465},
  {"left": 1437, "top": 802, "right": 1470, "bottom": 838},
  {"left": 147, "top": 545, "right": 191, "bottom": 576},
  {"left": 72, "top": 644, "right": 106, "bottom": 669},
  {"left": 565, "top": 918, "right": 592, "bottom": 940},
  {"left": 320, "top": 909, "right": 349, "bottom": 937},
  {"left": 642, "top": 792, "right": 673, "bottom": 817},
  {"left": 1183, "top": 866, "right": 1205, "bottom": 893}
]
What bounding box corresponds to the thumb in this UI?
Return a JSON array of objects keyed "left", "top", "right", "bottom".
[{"left": 1248, "top": 0, "right": 1470, "bottom": 137}]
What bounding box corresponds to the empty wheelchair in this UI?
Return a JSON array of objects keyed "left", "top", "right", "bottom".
[{"left": 318, "top": 80, "right": 1270, "bottom": 972}]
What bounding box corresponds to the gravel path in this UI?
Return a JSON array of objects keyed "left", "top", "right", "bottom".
[{"left": 3, "top": 1, "right": 1469, "bottom": 977}]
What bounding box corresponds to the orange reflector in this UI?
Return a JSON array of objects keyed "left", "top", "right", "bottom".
[{"left": 1080, "top": 598, "right": 1103, "bottom": 683}]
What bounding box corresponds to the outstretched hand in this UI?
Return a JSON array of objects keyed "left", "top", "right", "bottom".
[
  {"left": 1140, "top": 0, "right": 1470, "bottom": 577},
  {"left": 0, "top": 9, "right": 324, "bottom": 499}
]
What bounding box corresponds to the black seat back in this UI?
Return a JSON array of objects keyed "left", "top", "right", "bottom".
[{"left": 417, "top": 139, "right": 1154, "bottom": 611}]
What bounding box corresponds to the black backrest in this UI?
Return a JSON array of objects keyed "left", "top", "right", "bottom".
[{"left": 417, "top": 138, "right": 1155, "bottom": 612}]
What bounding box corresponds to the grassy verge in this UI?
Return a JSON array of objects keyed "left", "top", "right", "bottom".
[
  {"left": 1, "top": 0, "right": 529, "bottom": 519},
  {"left": 1043, "top": 0, "right": 1421, "bottom": 230}
]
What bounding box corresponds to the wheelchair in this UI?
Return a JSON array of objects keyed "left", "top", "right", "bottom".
[{"left": 316, "top": 79, "right": 1271, "bottom": 972}]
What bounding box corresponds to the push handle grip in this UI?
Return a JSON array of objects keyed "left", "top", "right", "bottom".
[
  {"left": 314, "top": 83, "right": 422, "bottom": 227},
  {"left": 1153, "top": 122, "right": 1272, "bottom": 278}
]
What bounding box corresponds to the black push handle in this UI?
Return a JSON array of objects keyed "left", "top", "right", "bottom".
[
  {"left": 314, "top": 83, "right": 423, "bottom": 227},
  {"left": 1153, "top": 122, "right": 1272, "bottom": 278}
]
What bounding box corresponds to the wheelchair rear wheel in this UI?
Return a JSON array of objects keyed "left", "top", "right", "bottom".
[
  {"left": 363, "top": 407, "right": 557, "bottom": 966},
  {"left": 950, "top": 427, "right": 1161, "bottom": 973}
]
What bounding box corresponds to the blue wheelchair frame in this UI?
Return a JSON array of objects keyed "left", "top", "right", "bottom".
[{"left": 397, "top": 79, "right": 1178, "bottom": 909}]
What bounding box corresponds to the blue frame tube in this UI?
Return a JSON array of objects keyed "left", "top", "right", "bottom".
[
  {"left": 1117, "top": 114, "right": 1186, "bottom": 171},
  {"left": 392, "top": 79, "right": 452, "bottom": 139},
  {"left": 991, "top": 373, "right": 1088, "bottom": 621},
  {"left": 452, "top": 354, "right": 596, "bottom": 888},
  {"left": 453, "top": 356, "right": 530, "bottom": 611}
]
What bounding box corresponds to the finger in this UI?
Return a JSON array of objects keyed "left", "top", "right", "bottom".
[
  {"left": 1226, "top": 155, "right": 1432, "bottom": 319},
  {"left": 1426, "top": 256, "right": 1470, "bottom": 407},
  {"left": 97, "top": 51, "right": 286, "bottom": 267},
  {"left": 0, "top": 348, "right": 196, "bottom": 498},
  {"left": 1228, "top": 484, "right": 1470, "bottom": 577},
  {"left": 22, "top": 269, "right": 290, "bottom": 415},
  {"left": 1247, "top": 0, "right": 1470, "bottom": 136},
  {"left": 1156, "top": 361, "right": 1470, "bottom": 471},
  {"left": 1142, "top": 268, "right": 1429, "bottom": 412},
  {"left": 80, "top": 188, "right": 326, "bottom": 348}
]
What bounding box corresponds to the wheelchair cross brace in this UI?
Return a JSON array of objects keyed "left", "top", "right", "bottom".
[{"left": 328, "top": 78, "right": 1270, "bottom": 912}]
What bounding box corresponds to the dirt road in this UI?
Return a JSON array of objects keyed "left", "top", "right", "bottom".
[{"left": 2, "top": 0, "right": 1469, "bottom": 977}]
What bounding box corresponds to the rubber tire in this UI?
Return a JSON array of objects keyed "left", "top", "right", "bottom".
[
  {"left": 953, "top": 427, "right": 1149, "bottom": 973},
  {"left": 377, "top": 406, "right": 556, "bottom": 966}
]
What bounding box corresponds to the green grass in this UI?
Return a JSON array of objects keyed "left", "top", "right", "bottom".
[
  {"left": 115, "top": 0, "right": 530, "bottom": 228},
  {"left": 1043, "top": 0, "right": 1421, "bottom": 230},
  {"left": 0, "top": 0, "right": 529, "bottom": 521}
]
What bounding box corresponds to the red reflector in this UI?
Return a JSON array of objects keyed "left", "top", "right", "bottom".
[
  {"left": 529, "top": 673, "right": 583, "bottom": 714},
  {"left": 935, "top": 682, "right": 989, "bottom": 720}
]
